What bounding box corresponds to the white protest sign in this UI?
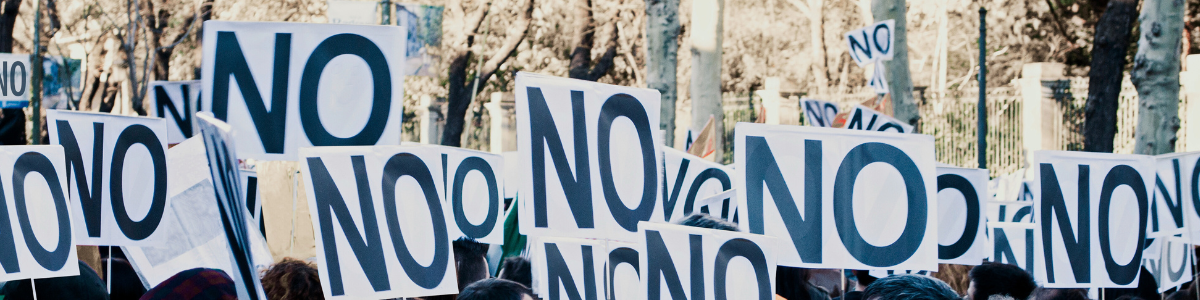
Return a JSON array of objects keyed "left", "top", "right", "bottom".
[
  {"left": 439, "top": 146, "right": 506, "bottom": 244},
  {"left": 47, "top": 110, "right": 171, "bottom": 246},
  {"left": 801, "top": 98, "right": 840, "bottom": 127},
  {"left": 842, "top": 104, "right": 912, "bottom": 133},
  {"left": 531, "top": 237, "right": 607, "bottom": 300},
  {"left": 196, "top": 112, "right": 267, "bottom": 299},
  {"left": 1143, "top": 236, "right": 1193, "bottom": 292},
  {"left": 662, "top": 148, "right": 734, "bottom": 223},
  {"left": 936, "top": 167, "right": 988, "bottom": 265},
  {"left": 0, "top": 146, "right": 80, "bottom": 282},
  {"left": 988, "top": 222, "right": 1035, "bottom": 274},
  {"left": 240, "top": 168, "right": 265, "bottom": 238},
  {"left": 735, "top": 123, "right": 938, "bottom": 270},
  {"left": 606, "top": 241, "right": 641, "bottom": 300},
  {"left": 640, "top": 222, "right": 777, "bottom": 300},
  {"left": 0, "top": 53, "right": 30, "bottom": 108},
  {"left": 123, "top": 137, "right": 273, "bottom": 288},
  {"left": 693, "top": 189, "right": 738, "bottom": 223},
  {"left": 1032, "top": 151, "right": 1153, "bottom": 288},
  {"left": 988, "top": 201, "right": 1035, "bottom": 223},
  {"left": 148, "top": 80, "right": 203, "bottom": 144},
  {"left": 845, "top": 20, "right": 896, "bottom": 66},
  {"left": 1151, "top": 152, "right": 1200, "bottom": 237},
  {"left": 516, "top": 72, "right": 663, "bottom": 242},
  {"left": 299, "top": 145, "right": 464, "bottom": 299},
  {"left": 201, "top": 21, "right": 406, "bottom": 161}
]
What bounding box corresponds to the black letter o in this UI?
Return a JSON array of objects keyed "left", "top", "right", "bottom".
[
  {"left": 110, "top": 125, "right": 168, "bottom": 241},
  {"left": 298, "top": 34, "right": 391, "bottom": 146},
  {"left": 833, "top": 142, "right": 927, "bottom": 267}
]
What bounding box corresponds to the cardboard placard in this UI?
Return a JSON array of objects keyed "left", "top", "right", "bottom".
[
  {"left": 1151, "top": 152, "right": 1200, "bottom": 238},
  {"left": 842, "top": 104, "right": 912, "bottom": 133},
  {"left": 0, "top": 53, "right": 30, "bottom": 108},
  {"left": 47, "top": 110, "right": 172, "bottom": 246},
  {"left": 988, "top": 222, "right": 1035, "bottom": 274},
  {"left": 639, "top": 222, "right": 778, "bottom": 300},
  {"left": 123, "top": 137, "right": 274, "bottom": 288},
  {"left": 0, "top": 146, "right": 80, "bottom": 282},
  {"left": 1032, "top": 150, "right": 1153, "bottom": 288},
  {"left": 801, "top": 98, "right": 840, "bottom": 128},
  {"left": 1143, "top": 236, "right": 1193, "bottom": 292},
  {"left": 662, "top": 148, "right": 734, "bottom": 223},
  {"left": 516, "top": 72, "right": 663, "bottom": 242},
  {"left": 299, "top": 146, "right": 468, "bottom": 299},
  {"left": 196, "top": 112, "right": 267, "bottom": 299},
  {"left": 735, "top": 123, "right": 938, "bottom": 270},
  {"left": 201, "top": 21, "right": 407, "bottom": 161},
  {"left": 845, "top": 20, "right": 896, "bottom": 66},
  {"left": 148, "top": 80, "right": 203, "bottom": 144},
  {"left": 531, "top": 237, "right": 607, "bottom": 300},
  {"left": 936, "top": 167, "right": 988, "bottom": 265}
]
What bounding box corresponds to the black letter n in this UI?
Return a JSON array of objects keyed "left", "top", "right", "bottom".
[
  {"left": 210, "top": 31, "right": 291, "bottom": 154},
  {"left": 745, "top": 137, "right": 821, "bottom": 264},
  {"left": 307, "top": 156, "right": 390, "bottom": 295},
  {"left": 529, "top": 87, "right": 592, "bottom": 229},
  {"left": 1039, "top": 163, "right": 1090, "bottom": 284}
]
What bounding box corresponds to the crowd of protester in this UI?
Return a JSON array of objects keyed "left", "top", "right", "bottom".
[{"left": 0, "top": 213, "right": 1191, "bottom": 300}]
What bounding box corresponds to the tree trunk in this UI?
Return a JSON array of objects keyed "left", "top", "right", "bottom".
[
  {"left": 1082, "top": 0, "right": 1138, "bottom": 153},
  {"left": 690, "top": 0, "right": 723, "bottom": 161},
  {"left": 807, "top": 0, "right": 827, "bottom": 95},
  {"left": 1131, "top": 0, "right": 1184, "bottom": 155},
  {"left": 441, "top": 0, "right": 535, "bottom": 147},
  {"left": 646, "top": 0, "right": 680, "bottom": 146},
  {"left": 568, "top": 0, "right": 619, "bottom": 81},
  {"left": 872, "top": 0, "right": 918, "bottom": 126}
]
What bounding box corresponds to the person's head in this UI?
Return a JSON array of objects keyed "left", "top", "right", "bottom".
[
  {"left": 457, "top": 278, "right": 535, "bottom": 300},
  {"left": 498, "top": 256, "right": 532, "bottom": 288},
  {"left": 261, "top": 258, "right": 323, "bottom": 300},
  {"left": 967, "top": 262, "right": 1036, "bottom": 300},
  {"left": 776, "top": 266, "right": 814, "bottom": 300},
  {"left": 852, "top": 270, "right": 878, "bottom": 291},
  {"left": 0, "top": 260, "right": 107, "bottom": 300},
  {"left": 140, "top": 268, "right": 237, "bottom": 300},
  {"left": 108, "top": 257, "right": 147, "bottom": 300},
  {"left": 676, "top": 213, "right": 738, "bottom": 231},
  {"left": 862, "top": 274, "right": 960, "bottom": 300},
  {"left": 1028, "top": 288, "right": 1088, "bottom": 300},
  {"left": 454, "top": 238, "right": 491, "bottom": 291}
]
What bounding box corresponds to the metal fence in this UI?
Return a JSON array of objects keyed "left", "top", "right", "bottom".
[{"left": 918, "top": 88, "right": 1024, "bottom": 177}]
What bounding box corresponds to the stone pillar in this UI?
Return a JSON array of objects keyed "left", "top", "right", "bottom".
[
  {"left": 756, "top": 77, "right": 800, "bottom": 125},
  {"left": 689, "top": 0, "right": 724, "bottom": 161},
  {"left": 485, "top": 92, "right": 517, "bottom": 153},
  {"left": 419, "top": 95, "right": 444, "bottom": 145},
  {"left": 1019, "top": 63, "right": 1064, "bottom": 160},
  {"left": 1184, "top": 55, "right": 1200, "bottom": 151}
]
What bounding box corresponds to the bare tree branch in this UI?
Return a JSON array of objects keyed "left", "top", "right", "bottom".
[{"left": 474, "top": 0, "right": 534, "bottom": 93}]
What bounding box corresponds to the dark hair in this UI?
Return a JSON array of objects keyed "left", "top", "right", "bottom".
[
  {"left": 968, "top": 262, "right": 1036, "bottom": 300},
  {"left": 852, "top": 270, "right": 878, "bottom": 288},
  {"left": 675, "top": 213, "right": 738, "bottom": 231},
  {"left": 498, "top": 256, "right": 533, "bottom": 288},
  {"left": 776, "top": 266, "right": 812, "bottom": 300},
  {"left": 261, "top": 258, "right": 323, "bottom": 300},
  {"left": 0, "top": 260, "right": 107, "bottom": 300},
  {"left": 457, "top": 278, "right": 533, "bottom": 300},
  {"left": 1029, "top": 288, "right": 1089, "bottom": 300},
  {"left": 862, "top": 274, "right": 960, "bottom": 300},
  {"left": 109, "top": 257, "right": 147, "bottom": 300},
  {"left": 454, "top": 238, "right": 491, "bottom": 291}
]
